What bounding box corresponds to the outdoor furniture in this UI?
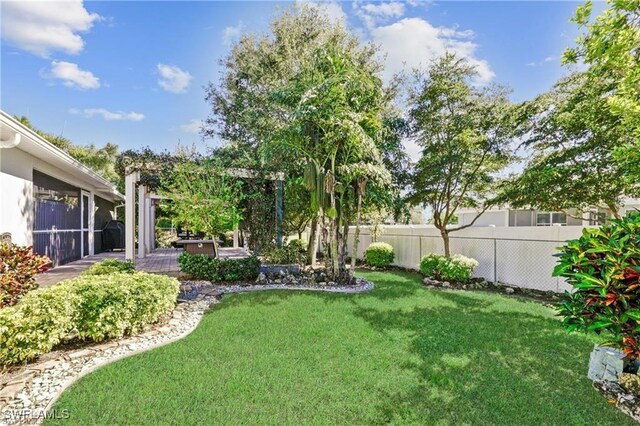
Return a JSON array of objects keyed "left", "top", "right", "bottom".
[{"left": 176, "top": 239, "right": 217, "bottom": 257}]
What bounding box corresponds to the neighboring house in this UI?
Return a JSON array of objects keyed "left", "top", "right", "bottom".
[
  {"left": 457, "top": 199, "right": 640, "bottom": 228},
  {"left": 0, "top": 111, "right": 123, "bottom": 266}
]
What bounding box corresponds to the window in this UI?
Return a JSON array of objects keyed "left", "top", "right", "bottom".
[
  {"left": 536, "top": 212, "right": 567, "bottom": 226},
  {"left": 588, "top": 211, "right": 607, "bottom": 226}
]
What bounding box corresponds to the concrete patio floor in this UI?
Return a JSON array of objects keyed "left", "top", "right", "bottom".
[{"left": 36, "top": 247, "right": 250, "bottom": 287}]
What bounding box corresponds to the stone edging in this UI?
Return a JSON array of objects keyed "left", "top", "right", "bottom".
[
  {"left": 0, "top": 280, "right": 374, "bottom": 425},
  {"left": 214, "top": 278, "right": 374, "bottom": 295},
  {"left": 0, "top": 297, "right": 218, "bottom": 426}
]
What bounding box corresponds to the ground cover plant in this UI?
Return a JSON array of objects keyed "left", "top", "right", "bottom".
[
  {"left": 48, "top": 271, "right": 632, "bottom": 425},
  {"left": 81, "top": 259, "right": 135, "bottom": 276},
  {"left": 0, "top": 272, "right": 179, "bottom": 365}
]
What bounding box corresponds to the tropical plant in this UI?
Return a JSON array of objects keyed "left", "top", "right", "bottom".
[
  {"left": 406, "top": 54, "right": 517, "bottom": 257},
  {"left": 0, "top": 243, "right": 51, "bottom": 308},
  {"left": 555, "top": 212, "right": 640, "bottom": 359},
  {"left": 420, "top": 253, "right": 478, "bottom": 282},
  {"left": 364, "top": 242, "right": 395, "bottom": 268}
]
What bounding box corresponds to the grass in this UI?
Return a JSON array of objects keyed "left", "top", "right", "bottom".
[{"left": 47, "top": 271, "right": 631, "bottom": 425}]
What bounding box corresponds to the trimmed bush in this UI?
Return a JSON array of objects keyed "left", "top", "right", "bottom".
[
  {"left": 287, "top": 239, "right": 307, "bottom": 253},
  {"left": 364, "top": 242, "right": 395, "bottom": 268},
  {"left": 420, "top": 253, "right": 478, "bottom": 282},
  {"left": 555, "top": 213, "right": 640, "bottom": 358},
  {"left": 0, "top": 272, "right": 179, "bottom": 365},
  {"left": 82, "top": 259, "right": 135, "bottom": 276},
  {"left": 0, "top": 243, "right": 51, "bottom": 308},
  {"left": 178, "top": 252, "right": 260, "bottom": 282}
]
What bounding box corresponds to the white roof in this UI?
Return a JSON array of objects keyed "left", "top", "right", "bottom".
[{"left": 0, "top": 110, "right": 123, "bottom": 200}]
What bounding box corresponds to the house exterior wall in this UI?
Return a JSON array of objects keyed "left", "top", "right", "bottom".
[
  {"left": 459, "top": 211, "right": 507, "bottom": 227},
  {"left": 0, "top": 146, "right": 116, "bottom": 259}
]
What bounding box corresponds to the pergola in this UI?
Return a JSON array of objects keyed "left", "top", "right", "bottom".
[{"left": 123, "top": 168, "right": 284, "bottom": 264}]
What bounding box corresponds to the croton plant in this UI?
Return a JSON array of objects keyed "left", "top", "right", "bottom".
[
  {"left": 0, "top": 243, "right": 51, "bottom": 308},
  {"left": 555, "top": 212, "right": 640, "bottom": 359}
]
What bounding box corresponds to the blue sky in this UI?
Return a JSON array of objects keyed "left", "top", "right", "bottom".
[{"left": 1, "top": 1, "right": 593, "bottom": 156}]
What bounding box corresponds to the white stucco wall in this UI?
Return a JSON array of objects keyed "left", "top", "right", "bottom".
[
  {"left": 0, "top": 147, "right": 34, "bottom": 245},
  {"left": 0, "top": 146, "right": 117, "bottom": 249}
]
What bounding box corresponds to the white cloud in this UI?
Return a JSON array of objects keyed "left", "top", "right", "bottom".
[
  {"left": 222, "top": 22, "right": 243, "bottom": 46},
  {"left": 48, "top": 61, "right": 100, "bottom": 90},
  {"left": 526, "top": 55, "right": 557, "bottom": 67},
  {"left": 1, "top": 1, "right": 100, "bottom": 57},
  {"left": 156, "top": 64, "right": 193, "bottom": 94},
  {"left": 300, "top": 1, "right": 347, "bottom": 23},
  {"left": 354, "top": 1, "right": 405, "bottom": 28},
  {"left": 178, "top": 119, "right": 202, "bottom": 134},
  {"left": 70, "top": 108, "right": 144, "bottom": 121},
  {"left": 370, "top": 17, "right": 494, "bottom": 83}
]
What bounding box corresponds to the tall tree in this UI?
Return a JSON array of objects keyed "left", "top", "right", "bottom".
[
  {"left": 407, "top": 54, "right": 516, "bottom": 257},
  {"left": 206, "top": 5, "right": 396, "bottom": 276},
  {"left": 564, "top": 0, "right": 640, "bottom": 134},
  {"left": 500, "top": 72, "right": 638, "bottom": 217}
]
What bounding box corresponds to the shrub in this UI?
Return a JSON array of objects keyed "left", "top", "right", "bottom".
[
  {"left": 0, "top": 243, "right": 51, "bottom": 308},
  {"left": 364, "top": 242, "right": 395, "bottom": 268},
  {"left": 178, "top": 252, "right": 260, "bottom": 282},
  {"left": 82, "top": 259, "right": 135, "bottom": 276},
  {"left": 419, "top": 253, "right": 478, "bottom": 282},
  {"left": 555, "top": 213, "right": 640, "bottom": 358},
  {"left": 287, "top": 239, "right": 307, "bottom": 253},
  {"left": 264, "top": 242, "right": 306, "bottom": 265},
  {"left": 0, "top": 271, "right": 179, "bottom": 365},
  {"left": 156, "top": 229, "right": 178, "bottom": 248},
  {"left": 619, "top": 373, "right": 640, "bottom": 396}
]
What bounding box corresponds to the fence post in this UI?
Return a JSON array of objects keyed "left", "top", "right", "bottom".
[{"left": 493, "top": 238, "right": 497, "bottom": 283}]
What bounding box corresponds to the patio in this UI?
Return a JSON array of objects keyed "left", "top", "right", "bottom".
[{"left": 36, "top": 247, "right": 251, "bottom": 287}]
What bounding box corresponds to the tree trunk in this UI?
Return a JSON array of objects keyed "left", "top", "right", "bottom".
[
  {"left": 440, "top": 228, "right": 451, "bottom": 257},
  {"left": 307, "top": 216, "right": 319, "bottom": 266},
  {"left": 351, "top": 184, "right": 364, "bottom": 269}
]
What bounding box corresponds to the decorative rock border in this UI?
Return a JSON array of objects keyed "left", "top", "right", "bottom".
[
  {"left": 0, "top": 296, "right": 218, "bottom": 426},
  {"left": 179, "top": 277, "right": 374, "bottom": 300},
  {"left": 0, "top": 278, "right": 373, "bottom": 425}
]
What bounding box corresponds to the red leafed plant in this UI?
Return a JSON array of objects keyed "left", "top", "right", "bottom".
[
  {"left": 555, "top": 212, "right": 640, "bottom": 359},
  {"left": 0, "top": 243, "right": 51, "bottom": 308}
]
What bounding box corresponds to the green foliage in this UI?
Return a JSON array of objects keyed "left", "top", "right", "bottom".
[
  {"left": 81, "top": 259, "right": 135, "bottom": 276},
  {"left": 364, "top": 242, "right": 395, "bottom": 268},
  {"left": 14, "top": 115, "right": 120, "bottom": 185},
  {"left": 264, "top": 242, "right": 306, "bottom": 265},
  {"left": 500, "top": 72, "right": 638, "bottom": 215},
  {"left": 563, "top": 0, "right": 640, "bottom": 134},
  {"left": 0, "top": 272, "right": 179, "bottom": 365},
  {"left": 555, "top": 213, "right": 640, "bottom": 358},
  {"left": 161, "top": 160, "right": 244, "bottom": 251},
  {"left": 420, "top": 253, "right": 479, "bottom": 282},
  {"left": 0, "top": 243, "right": 51, "bottom": 308},
  {"left": 406, "top": 54, "right": 517, "bottom": 256},
  {"left": 177, "top": 252, "right": 260, "bottom": 282}
]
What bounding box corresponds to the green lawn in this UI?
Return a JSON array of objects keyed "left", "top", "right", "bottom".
[{"left": 48, "top": 271, "right": 631, "bottom": 425}]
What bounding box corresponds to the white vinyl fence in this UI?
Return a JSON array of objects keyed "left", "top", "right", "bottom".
[{"left": 346, "top": 225, "right": 589, "bottom": 293}]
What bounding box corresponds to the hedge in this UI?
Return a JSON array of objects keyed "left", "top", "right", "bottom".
[
  {"left": 178, "top": 252, "right": 260, "bottom": 282},
  {"left": 81, "top": 259, "right": 135, "bottom": 276},
  {"left": 364, "top": 242, "right": 395, "bottom": 268},
  {"left": 0, "top": 272, "right": 179, "bottom": 366}
]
